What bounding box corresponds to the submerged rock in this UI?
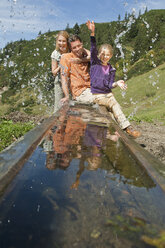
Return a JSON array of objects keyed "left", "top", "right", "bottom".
[{"left": 90, "top": 229, "right": 101, "bottom": 239}]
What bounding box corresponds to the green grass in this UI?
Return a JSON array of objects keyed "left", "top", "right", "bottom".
[
  {"left": 0, "top": 87, "right": 52, "bottom": 116},
  {"left": 0, "top": 120, "right": 34, "bottom": 152},
  {"left": 114, "top": 62, "right": 165, "bottom": 124}
]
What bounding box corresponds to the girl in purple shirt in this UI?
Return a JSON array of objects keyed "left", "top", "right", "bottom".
[
  {"left": 86, "top": 20, "right": 127, "bottom": 93},
  {"left": 86, "top": 20, "right": 141, "bottom": 138}
]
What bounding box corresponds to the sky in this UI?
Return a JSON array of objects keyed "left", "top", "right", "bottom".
[{"left": 0, "top": 0, "right": 165, "bottom": 49}]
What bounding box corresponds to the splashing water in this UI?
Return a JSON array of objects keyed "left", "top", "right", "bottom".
[
  {"left": 115, "top": 14, "right": 161, "bottom": 119},
  {"left": 114, "top": 14, "right": 136, "bottom": 97},
  {"left": 142, "top": 18, "right": 160, "bottom": 96}
]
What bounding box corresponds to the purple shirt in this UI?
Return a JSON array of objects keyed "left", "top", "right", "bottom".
[
  {"left": 83, "top": 124, "right": 107, "bottom": 148},
  {"left": 90, "top": 36, "right": 116, "bottom": 94},
  {"left": 83, "top": 124, "right": 107, "bottom": 157}
]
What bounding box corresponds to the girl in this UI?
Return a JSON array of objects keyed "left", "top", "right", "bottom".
[
  {"left": 51, "top": 31, "right": 69, "bottom": 112},
  {"left": 86, "top": 20, "right": 141, "bottom": 138}
]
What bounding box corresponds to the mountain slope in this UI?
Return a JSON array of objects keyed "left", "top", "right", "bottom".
[{"left": 0, "top": 9, "right": 165, "bottom": 116}]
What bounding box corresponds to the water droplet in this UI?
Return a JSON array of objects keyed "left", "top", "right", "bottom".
[{"left": 37, "top": 205, "right": 40, "bottom": 212}]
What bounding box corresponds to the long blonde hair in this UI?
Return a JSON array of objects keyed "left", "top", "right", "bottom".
[{"left": 55, "top": 31, "right": 69, "bottom": 52}]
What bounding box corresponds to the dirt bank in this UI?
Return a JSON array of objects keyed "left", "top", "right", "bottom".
[{"left": 133, "top": 121, "right": 165, "bottom": 164}]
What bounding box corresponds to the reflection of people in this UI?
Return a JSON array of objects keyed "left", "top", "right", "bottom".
[
  {"left": 45, "top": 110, "right": 86, "bottom": 171},
  {"left": 71, "top": 124, "right": 120, "bottom": 189},
  {"left": 46, "top": 151, "right": 72, "bottom": 170},
  {"left": 52, "top": 115, "right": 86, "bottom": 153},
  {"left": 86, "top": 20, "right": 141, "bottom": 138},
  {"left": 51, "top": 31, "right": 70, "bottom": 112}
]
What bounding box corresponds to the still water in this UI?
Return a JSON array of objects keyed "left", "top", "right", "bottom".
[{"left": 0, "top": 105, "right": 165, "bottom": 248}]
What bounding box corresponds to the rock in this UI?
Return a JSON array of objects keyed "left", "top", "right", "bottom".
[{"left": 90, "top": 229, "right": 101, "bottom": 239}]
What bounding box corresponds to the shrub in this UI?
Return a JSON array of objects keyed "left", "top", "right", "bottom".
[{"left": 0, "top": 120, "right": 34, "bottom": 152}]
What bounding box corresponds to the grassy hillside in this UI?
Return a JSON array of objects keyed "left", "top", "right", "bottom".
[
  {"left": 0, "top": 9, "right": 165, "bottom": 116},
  {"left": 114, "top": 62, "right": 165, "bottom": 124}
]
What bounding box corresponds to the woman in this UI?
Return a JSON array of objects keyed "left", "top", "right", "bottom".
[{"left": 51, "top": 31, "right": 69, "bottom": 112}]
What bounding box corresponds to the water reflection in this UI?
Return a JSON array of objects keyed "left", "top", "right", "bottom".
[
  {"left": 0, "top": 105, "right": 165, "bottom": 248},
  {"left": 41, "top": 107, "right": 155, "bottom": 190}
]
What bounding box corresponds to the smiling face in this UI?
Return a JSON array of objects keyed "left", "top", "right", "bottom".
[
  {"left": 57, "top": 35, "right": 68, "bottom": 53},
  {"left": 98, "top": 44, "right": 113, "bottom": 65},
  {"left": 99, "top": 48, "right": 112, "bottom": 65},
  {"left": 70, "top": 40, "right": 83, "bottom": 58}
]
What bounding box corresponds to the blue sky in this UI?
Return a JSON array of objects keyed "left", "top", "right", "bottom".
[{"left": 0, "top": 0, "right": 165, "bottom": 49}]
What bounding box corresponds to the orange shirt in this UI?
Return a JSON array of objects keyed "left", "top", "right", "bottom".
[
  {"left": 60, "top": 52, "right": 90, "bottom": 98},
  {"left": 53, "top": 116, "right": 86, "bottom": 154}
]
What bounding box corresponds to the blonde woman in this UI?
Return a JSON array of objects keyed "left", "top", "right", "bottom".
[{"left": 51, "top": 31, "right": 69, "bottom": 112}]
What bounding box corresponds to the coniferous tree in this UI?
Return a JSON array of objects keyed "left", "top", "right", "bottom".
[
  {"left": 124, "top": 12, "right": 128, "bottom": 21},
  {"left": 73, "top": 23, "right": 80, "bottom": 35},
  {"left": 145, "top": 7, "right": 148, "bottom": 14},
  {"left": 133, "top": 24, "right": 150, "bottom": 62},
  {"left": 126, "top": 19, "right": 139, "bottom": 41},
  {"left": 65, "top": 23, "right": 71, "bottom": 33}
]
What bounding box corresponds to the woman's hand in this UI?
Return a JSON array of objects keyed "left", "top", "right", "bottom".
[
  {"left": 60, "top": 96, "right": 69, "bottom": 105},
  {"left": 70, "top": 58, "right": 82, "bottom": 64},
  {"left": 116, "top": 80, "right": 127, "bottom": 90},
  {"left": 51, "top": 60, "right": 60, "bottom": 76},
  {"left": 70, "top": 55, "right": 90, "bottom": 64}
]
